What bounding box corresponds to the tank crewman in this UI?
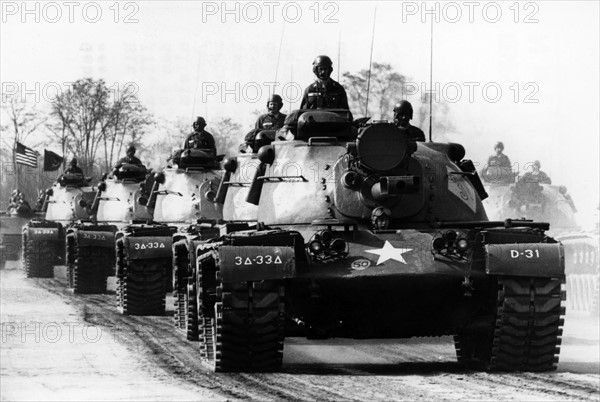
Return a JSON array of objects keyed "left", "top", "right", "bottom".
[
  {"left": 65, "top": 158, "right": 84, "bottom": 175},
  {"left": 256, "top": 94, "right": 286, "bottom": 130},
  {"left": 393, "top": 101, "right": 426, "bottom": 142},
  {"left": 115, "top": 145, "right": 143, "bottom": 166},
  {"left": 371, "top": 206, "right": 392, "bottom": 230},
  {"left": 7, "top": 189, "right": 20, "bottom": 212},
  {"left": 184, "top": 116, "right": 217, "bottom": 154},
  {"left": 240, "top": 94, "right": 288, "bottom": 152},
  {"left": 519, "top": 160, "right": 552, "bottom": 184},
  {"left": 487, "top": 141, "right": 511, "bottom": 169},
  {"left": 300, "top": 55, "right": 353, "bottom": 120}
]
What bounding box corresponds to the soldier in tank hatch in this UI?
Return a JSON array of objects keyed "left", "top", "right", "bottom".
[
  {"left": 65, "top": 158, "right": 84, "bottom": 175},
  {"left": 184, "top": 116, "right": 217, "bottom": 154},
  {"left": 301, "top": 55, "right": 352, "bottom": 119},
  {"left": 115, "top": 145, "right": 143, "bottom": 166},
  {"left": 487, "top": 141, "right": 511, "bottom": 169},
  {"left": 519, "top": 160, "right": 551, "bottom": 184},
  {"left": 393, "top": 100, "right": 425, "bottom": 142},
  {"left": 241, "top": 95, "right": 287, "bottom": 153}
]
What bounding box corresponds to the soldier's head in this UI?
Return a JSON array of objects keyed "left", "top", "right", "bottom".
[
  {"left": 312, "top": 55, "right": 333, "bottom": 81},
  {"left": 393, "top": 100, "right": 413, "bottom": 128},
  {"left": 494, "top": 141, "right": 504, "bottom": 155},
  {"left": 70, "top": 158, "right": 78, "bottom": 166},
  {"left": 193, "top": 116, "right": 207, "bottom": 131},
  {"left": 267, "top": 94, "right": 283, "bottom": 114},
  {"left": 127, "top": 145, "right": 136, "bottom": 157},
  {"left": 371, "top": 206, "right": 391, "bottom": 230},
  {"left": 533, "top": 160, "right": 541, "bottom": 172}
]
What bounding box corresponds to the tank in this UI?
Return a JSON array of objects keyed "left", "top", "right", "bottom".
[
  {"left": 66, "top": 164, "right": 150, "bottom": 294},
  {"left": 115, "top": 149, "right": 223, "bottom": 316},
  {"left": 184, "top": 110, "right": 566, "bottom": 373},
  {"left": 482, "top": 167, "right": 598, "bottom": 313},
  {"left": 21, "top": 174, "right": 95, "bottom": 278},
  {"left": 172, "top": 146, "right": 264, "bottom": 338}
]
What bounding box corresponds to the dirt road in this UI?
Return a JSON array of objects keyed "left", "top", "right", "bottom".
[{"left": 2, "top": 267, "right": 599, "bottom": 401}]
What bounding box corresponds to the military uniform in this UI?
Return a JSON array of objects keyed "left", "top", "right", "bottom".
[
  {"left": 519, "top": 171, "right": 551, "bottom": 184},
  {"left": 399, "top": 124, "right": 426, "bottom": 142},
  {"left": 301, "top": 79, "right": 351, "bottom": 111},
  {"left": 116, "top": 155, "right": 142, "bottom": 165},
  {"left": 255, "top": 112, "right": 286, "bottom": 130},
  {"left": 65, "top": 165, "right": 84, "bottom": 175},
  {"left": 184, "top": 130, "right": 216, "bottom": 153},
  {"left": 487, "top": 153, "right": 512, "bottom": 169}
]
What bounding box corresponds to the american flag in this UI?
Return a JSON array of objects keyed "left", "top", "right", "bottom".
[{"left": 15, "top": 142, "right": 38, "bottom": 168}]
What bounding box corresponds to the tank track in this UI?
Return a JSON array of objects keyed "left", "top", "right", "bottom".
[
  {"left": 187, "top": 282, "right": 199, "bottom": 341},
  {"left": 197, "top": 251, "right": 285, "bottom": 372},
  {"left": 116, "top": 238, "right": 166, "bottom": 316},
  {"left": 22, "top": 230, "right": 58, "bottom": 278},
  {"left": 455, "top": 276, "right": 565, "bottom": 372},
  {"left": 71, "top": 245, "right": 111, "bottom": 294},
  {"left": 566, "top": 274, "right": 598, "bottom": 312},
  {"left": 172, "top": 239, "right": 189, "bottom": 331}
]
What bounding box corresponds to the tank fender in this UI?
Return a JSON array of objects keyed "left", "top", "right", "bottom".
[
  {"left": 72, "top": 229, "right": 116, "bottom": 248},
  {"left": 123, "top": 235, "right": 173, "bottom": 260},
  {"left": 485, "top": 243, "right": 565, "bottom": 278},
  {"left": 215, "top": 245, "right": 295, "bottom": 283}
]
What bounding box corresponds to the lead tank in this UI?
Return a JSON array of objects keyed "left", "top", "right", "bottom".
[
  {"left": 22, "top": 174, "right": 95, "bottom": 278},
  {"left": 482, "top": 166, "right": 598, "bottom": 313},
  {"left": 186, "top": 110, "right": 566, "bottom": 372}
]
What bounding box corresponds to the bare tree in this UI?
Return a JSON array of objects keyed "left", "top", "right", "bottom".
[
  {"left": 342, "top": 63, "right": 407, "bottom": 119},
  {"left": 212, "top": 117, "right": 242, "bottom": 156}
]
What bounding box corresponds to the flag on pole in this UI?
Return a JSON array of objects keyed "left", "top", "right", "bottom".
[
  {"left": 15, "top": 142, "right": 38, "bottom": 168},
  {"left": 43, "top": 150, "right": 64, "bottom": 171}
]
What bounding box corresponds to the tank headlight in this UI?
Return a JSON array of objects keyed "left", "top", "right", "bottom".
[
  {"left": 154, "top": 172, "right": 166, "bottom": 184},
  {"left": 46, "top": 188, "right": 54, "bottom": 196},
  {"left": 456, "top": 238, "right": 469, "bottom": 251},
  {"left": 330, "top": 238, "right": 347, "bottom": 253},
  {"left": 137, "top": 196, "right": 148, "bottom": 206},
  {"left": 78, "top": 200, "right": 88, "bottom": 208},
  {"left": 444, "top": 230, "right": 458, "bottom": 244},
  {"left": 98, "top": 182, "right": 107, "bottom": 192},
  {"left": 432, "top": 237, "right": 445, "bottom": 252},
  {"left": 309, "top": 240, "right": 323, "bottom": 254}
]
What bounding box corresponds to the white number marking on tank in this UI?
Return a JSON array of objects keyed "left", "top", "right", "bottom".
[
  {"left": 510, "top": 249, "right": 540, "bottom": 258},
  {"left": 234, "top": 255, "right": 284, "bottom": 265},
  {"left": 133, "top": 242, "right": 166, "bottom": 250}
]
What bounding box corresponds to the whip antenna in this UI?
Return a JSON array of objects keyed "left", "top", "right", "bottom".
[
  {"left": 273, "top": 24, "right": 286, "bottom": 93},
  {"left": 428, "top": 14, "right": 434, "bottom": 142},
  {"left": 337, "top": 30, "right": 341, "bottom": 81},
  {"left": 191, "top": 52, "right": 203, "bottom": 118},
  {"left": 364, "top": 8, "right": 377, "bottom": 117}
]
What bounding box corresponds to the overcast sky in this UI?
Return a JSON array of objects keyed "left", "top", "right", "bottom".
[{"left": 1, "top": 0, "right": 599, "bottom": 222}]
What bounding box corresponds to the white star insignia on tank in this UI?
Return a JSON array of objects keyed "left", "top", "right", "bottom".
[{"left": 365, "top": 241, "right": 412, "bottom": 265}]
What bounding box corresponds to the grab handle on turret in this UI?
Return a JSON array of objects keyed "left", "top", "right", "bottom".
[{"left": 146, "top": 180, "right": 161, "bottom": 210}]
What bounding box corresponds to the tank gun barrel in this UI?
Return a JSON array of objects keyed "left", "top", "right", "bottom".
[{"left": 434, "top": 219, "right": 550, "bottom": 230}]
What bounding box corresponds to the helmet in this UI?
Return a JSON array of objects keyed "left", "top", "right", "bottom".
[
  {"left": 312, "top": 55, "right": 333, "bottom": 77},
  {"left": 70, "top": 158, "right": 78, "bottom": 165},
  {"left": 372, "top": 206, "right": 391, "bottom": 218},
  {"left": 193, "top": 116, "right": 207, "bottom": 130},
  {"left": 267, "top": 94, "right": 283, "bottom": 106},
  {"left": 534, "top": 160, "right": 541, "bottom": 168},
  {"left": 127, "top": 145, "right": 136, "bottom": 154},
  {"left": 494, "top": 141, "right": 504, "bottom": 151},
  {"left": 393, "top": 101, "right": 413, "bottom": 119}
]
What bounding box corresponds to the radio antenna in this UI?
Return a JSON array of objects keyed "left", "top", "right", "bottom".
[
  {"left": 428, "top": 14, "right": 434, "bottom": 142},
  {"left": 273, "top": 24, "right": 285, "bottom": 93},
  {"left": 337, "top": 30, "right": 341, "bottom": 81},
  {"left": 364, "top": 8, "right": 376, "bottom": 117}
]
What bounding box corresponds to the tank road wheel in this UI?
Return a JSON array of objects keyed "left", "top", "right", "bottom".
[
  {"left": 118, "top": 259, "right": 167, "bottom": 316},
  {"left": 23, "top": 232, "right": 55, "bottom": 278},
  {"left": 198, "top": 251, "right": 285, "bottom": 372},
  {"left": 455, "top": 276, "right": 565, "bottom": 372},
  {"left": 172, "top": 239, "right": 190, "bottom": 331}
]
